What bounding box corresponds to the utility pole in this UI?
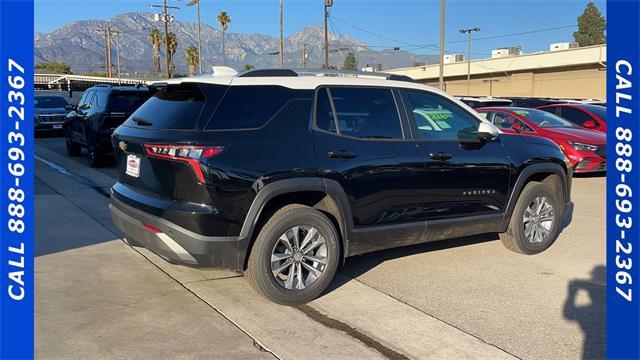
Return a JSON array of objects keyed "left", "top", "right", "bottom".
[
  {"left": 279, "top": 0, "right": 284, "bottom": 68},
  {"left": 323, "top": 0, "right": 332, "bottom": 68},
  {"left": 438, "top": 0, "right": 445, "bottom": 90},
  {"left": 96, "top": 27, "right": 113, "bottom": 77},
  {"left": 302, "top": 43, "right": 307, "bottom": 68},
  {"left": 459, "top": 27, "right": 480, "bottom": 96},
  {"left": 151, "top": 1, "right": 179, "bottom": 78}
]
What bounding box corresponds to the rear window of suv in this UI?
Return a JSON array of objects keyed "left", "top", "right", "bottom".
[
  {"left": 206, "top": 85, "right": 308, "bottom": 130},
  {"left": 125, "top": 83, "right": 226, "bottom": 130}
]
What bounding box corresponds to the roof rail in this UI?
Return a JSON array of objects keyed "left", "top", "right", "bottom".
[
  {"left": 239, "top": 69, "right": 298, "bottom": 77},
  {"left": 238, "top": 68, "right": 416, "bottom": 83}
]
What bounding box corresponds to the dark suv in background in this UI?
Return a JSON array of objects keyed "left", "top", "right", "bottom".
[
  {"left": 34, "top": 94, "right": 72, "bottom": 134},
  {"left": 109, "top": 69, "right": 572, "bottom": 305},
  {"left": 65, "top": 84, "right": 150, "bottom": 167}
]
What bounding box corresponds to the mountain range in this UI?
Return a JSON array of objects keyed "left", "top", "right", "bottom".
[{"left": 35, "top": 12, "right": 438, "bottom": 75}]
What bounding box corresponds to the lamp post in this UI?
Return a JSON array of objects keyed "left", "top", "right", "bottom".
[
  {"left": 438, "top": 0, "right": 445, "bottom": 90},
  {"left": 459, "top": 27, "right": 480, "bottom": 96}
]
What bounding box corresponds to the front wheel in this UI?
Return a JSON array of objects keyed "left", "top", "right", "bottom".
[
  {"left": 500, "top": 182, "right": 561, "bottom": 254},
  {"left": 246, "top": 204, "right": 340, "bottom": 305},
  {"left": 65, "top": 128, "right": 81, "bottom": 156},
  {"left": 87, "top": 146, "right": 103, "bottom": 168}
]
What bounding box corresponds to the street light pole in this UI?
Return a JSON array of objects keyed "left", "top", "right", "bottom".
[
  {"left": 196, "top": 0, "right": 202, "bottom": 73},
  {"left": 438, "top": 0, "right": 445, "bottom": 91},
  {"left": 114, "top": 30, "right": 122, "bottom": 81},
  {"left": 279, "top": 0, "right": 284, "bottom": 68},
  {"left": 459, "top": 27, "right": 480, "bottom": 96}
]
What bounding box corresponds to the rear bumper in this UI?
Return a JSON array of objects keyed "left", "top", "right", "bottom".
[{"left": 110, "top": 196, "right": 244, "bottom": 271}]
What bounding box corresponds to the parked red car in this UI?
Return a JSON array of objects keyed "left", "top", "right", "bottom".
[
  {"left": 536, "top": 103, "right": 606, "bottom": 133},
  {"left": 478, "top": 107, "right": 606, "bottom": 173}
]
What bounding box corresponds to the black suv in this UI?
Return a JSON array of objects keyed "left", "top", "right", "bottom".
[
  {"left": 109, "top": 69, "right": 572, "bottom": 305},
  {"left": 65, "top": 84, "right": 150, "bottom": 167},
  {"left": 34, "top": 94, "right": 72, "bottom": 133}
]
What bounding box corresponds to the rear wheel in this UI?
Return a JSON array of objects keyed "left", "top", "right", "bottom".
[
  {"left": 500, "top": 182, "right": 561, "bottom": 254},
  {"left": 65, "top": 128, "right": 81, "bottom": 156},
  {"left": 246, "top": 204, "right": 340, "bottom": 305}
]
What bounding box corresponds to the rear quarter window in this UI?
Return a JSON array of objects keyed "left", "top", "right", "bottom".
[
  {"left": 124, "top": 83, "right": 226, "bottom": 130},
  {"left": 205, "top": 85, "right": 310, "bottom": 130}
]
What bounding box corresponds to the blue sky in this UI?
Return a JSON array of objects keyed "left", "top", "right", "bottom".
[{"left": 35, "top": 0, "right": 606, "bottom": 58}]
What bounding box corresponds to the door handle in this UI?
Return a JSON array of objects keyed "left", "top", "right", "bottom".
[
  {"left": 429, "top": 152, "right": 453, "bottom": 161},
  {"left": 327, "top": 150, "right": 357, "bottom": 160}
]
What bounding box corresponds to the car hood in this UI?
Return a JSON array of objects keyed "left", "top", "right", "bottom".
[
  {"left": 543, "top": 127, "right": 606, "bottom": 145},
  {"left": 34, "top": 107, "right": 68, "bottom": 115}
]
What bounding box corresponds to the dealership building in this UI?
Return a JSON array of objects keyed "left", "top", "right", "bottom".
[{"left": 386, "top": 44, "right": 606, "bottom": 100}]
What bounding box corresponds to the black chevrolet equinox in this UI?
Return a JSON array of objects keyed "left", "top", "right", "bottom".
[{"left": 110, "top": 68, "right": 572, "bottom": 305}]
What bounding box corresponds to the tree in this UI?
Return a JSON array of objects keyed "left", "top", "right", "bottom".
[
  {"left": 217, "top": 11, "right": 231, "bottom": 65},
  {"left": 148, "top": 28, "right": 163, "bottom": 74},
  {"left": 242, "top": 64, "right": 255, "bottom": 71},
  {"left": 166, "top": 32, "right": 178, "bottom": 76},
  {"left": 573, "top": 2, "right": 606, "bottom": 46},
  {"left": 184, "top": 45, "right": 200, "bottom": 76},
  {"left": 35, "top": 61, "right": 72, "bottom": 74},
  {"left": 342, "top": 52, "right": 358, "bottom": 70}
]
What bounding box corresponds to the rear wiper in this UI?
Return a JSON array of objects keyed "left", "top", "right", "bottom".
[{"left": 132, "top": 117, "right": 152, "bottom": 126}]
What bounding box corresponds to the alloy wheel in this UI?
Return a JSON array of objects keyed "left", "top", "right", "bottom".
[
  {"left": 270, "top": 225, "right": 328, "bottom": 290},
  {"left": 523, "top": 196, "right": 555, "bottom": 244}
]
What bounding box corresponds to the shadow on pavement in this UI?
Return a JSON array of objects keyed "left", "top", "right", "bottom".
[
  {"left": 331, "top": 232, "right": 500, "bottom": 291},
  {"left": 563, "top": 265, "right": 606, "bottom": 359}
]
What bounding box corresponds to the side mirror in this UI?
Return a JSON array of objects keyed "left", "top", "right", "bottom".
[
  {"left": 477, "top": 122, "right": 499, "bottom": 141},
  {"left": 512, "top": 122, "right": 524, "bottom": 133},
  {"left": 583, "top": 120, "right": 597, "bottom": 129}
]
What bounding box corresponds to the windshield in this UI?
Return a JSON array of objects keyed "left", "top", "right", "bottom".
[
  {"left": 34, "top": 96, "right": 68, "bottom": 109},
  {"left": 512, "top": 108, "right": 575, "bottom": 128},
  {"left": 108, "top": 93, "right": 149, "bottom": 113},
  {"left": 582, "top": 105, "right": 606, "bottom": 122}
]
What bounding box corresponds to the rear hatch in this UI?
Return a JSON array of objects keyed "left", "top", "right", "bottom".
[
  {"left": 111, "top": 81, "right": 230, "bottom": 212},
  {"left": 102, "top": 90, "right": 150, "bottom": 130}
]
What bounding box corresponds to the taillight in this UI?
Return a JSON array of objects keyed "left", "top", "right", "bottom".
[{"left": 144, "top": 144, "right": 224, "bottom": 183}]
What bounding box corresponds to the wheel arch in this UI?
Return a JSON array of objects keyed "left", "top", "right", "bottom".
[
  {"left": 238, "top": 178, "right": 352, "bottom": 270},
  {"left": 500, "top": 162, "right": 570, "bottom": 231}
]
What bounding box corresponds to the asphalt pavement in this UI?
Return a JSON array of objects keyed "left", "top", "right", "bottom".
[{"left": 35, "top": 136, "right": 605, "bottom": 360}]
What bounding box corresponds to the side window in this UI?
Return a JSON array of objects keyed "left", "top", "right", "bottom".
[
  {"left": 559, "top": 107, "right": 593, "bottom": 126},
  {"left": 85, "top": 91, "right": 96, "bottom": 106},
  {"left": 95, "top": 90, "right": 109, "bottom": 109},
  {"left": 207, "top": 85, "right": 305, "bottom": 130},
  {"left": 538, "top": 106, "right": 556, "bottom": 116},
  {"left": 316, "top": 88, "right": 337, "bottom": 133},
  {"left": 77, "top": 91, "right": 89, "bottom": 107},
  {"left": 491, "top": 112, "right": 532, "bottom": 131},
  {"left": 327, "top": 87, "right": 403, "bottom": 139},
  {"left": 404, "top": 90, "right": 479, "bottom": 141}
]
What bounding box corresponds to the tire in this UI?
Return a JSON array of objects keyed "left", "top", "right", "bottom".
[
  {"left": 246, "top": 204, "right": 340, "bottom": 305},
  {"left": 88, "top": 146, "right": 103, "bottom": 168},
  {"left": 65, "top": 129, "right": 81, "bottom": 156},
  {"left": 500, "top": 181, "right": 561, "bottom": 255}
]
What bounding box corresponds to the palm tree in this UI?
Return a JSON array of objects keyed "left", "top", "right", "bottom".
[
  {"left": 184, "top": 45, "right": 200, "bottom": 76},
  {"left": 217, "top": 11, "right": 231, "bottom": 65},
  {"left": 166, "top": 32, "right": 178, "bottom": 77},
  {"left": 148, "top": 28, "right": 163, "bottom": 74}
]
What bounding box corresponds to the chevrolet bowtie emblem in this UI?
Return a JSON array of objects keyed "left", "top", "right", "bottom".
[{"left": 119, "top": 141, "right": 127, "bottom": 151}]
